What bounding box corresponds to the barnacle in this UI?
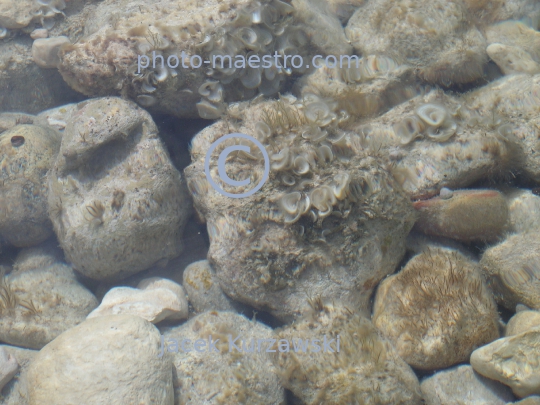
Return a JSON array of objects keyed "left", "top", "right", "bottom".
[
  {"left": 310, "top": 186, "right": 336, "bottom": 218},
  {"left": 416, "top": 104, "right": 447, "bottom": 127},
  {"left": 279, "top": 191, "right": 310, "bottom": 223},
  {"left": 393, "top": 116, "right": 424, "bottom": 145},
  {"left": 85, "top": 200, "right": 105, "bottom": 224}
]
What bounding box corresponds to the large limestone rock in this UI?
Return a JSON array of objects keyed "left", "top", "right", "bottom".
[
  {"left": 48, "top": 97, "right": 191, "bottom": 280},
  {"left": 26, "top": 315, "right": 174, "bottom": 405}
]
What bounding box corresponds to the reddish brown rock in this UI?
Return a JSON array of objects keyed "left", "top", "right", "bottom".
[{"left": 413, "top": 189, "right": 508, "bottom": 242}]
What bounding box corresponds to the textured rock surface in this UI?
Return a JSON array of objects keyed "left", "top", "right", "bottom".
[
  {"left": 373, "top": 247, "right": 500, "bottom": 370},
  {"left": 48, "top": 97, "right": 191, "bottom": 280},
  {"left": 345, "top": 0, "right": 487, "bottom": 86},
  {"left": 31, "top": 36, "right": 70, "bottom": 68},
  {"left": 506, "top": 189, "right": 540, "bottom": 234},
  {"left": 298, "top": 56, "right": 422, "bottom": 120},
  {"left": 506, "top": 310, "right": 540, "bottom": 337},
  {"left": 182, "top": 260, "right": 244, "bottom": 314},
  {"left": 420, "top": 365, "right": 515, "bottom": 405},
  {"left": 513, "top": 396, "right": 540, "bottom": 405},
  {"left": 163, "top": 311, "right": 284, "bottom": 405},
  {"left": 0, "top": 345, "right": 37, "bottom": 405},
  {"left": 463, "top": 74, "right": 540, "bottom": 182},
  {"left": 273, "top": 305, "right": 422, "bottom": 404},
  {"left": 0, "top": 124, "right": 60, "bottom": 247},
  {"left": 57, "top": 0, "right": 350, "bottom": 118},
  {"left": 481, "top": 231, "right": 540, "bottom": 311},
  {"left": 471, "top": 327, "right": 540, "bottom": 398},
  {"left": 87, "top": 278, "right": 188, "bottom": 323},
  {"left": 0, "top": 250, "right": 97, "bottom": 350},
  {"left": 413, "top": 189, "right": 509, "bottom": 242},
  {"left": 0, "top": 36, "right": 83, "bottom": 115},
  {"left": 346, "top": 89, "right": 519, "bottom": 199},
  {"left": 26, "top": 315, "right": 174, "bottom": 405},
  {"left": 185, "top": 95, "right": 415, "bottom": 321},
  {"left": 487, "top": 43, "right": 540, "bottom": 75}
]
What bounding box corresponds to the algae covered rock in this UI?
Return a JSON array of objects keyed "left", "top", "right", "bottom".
[
  {"left": 273, "top": 305, "right": 422, "bottom": 404},
  {"left": 26, "top": 314, "right": 174, "bottom": 405},
  {"left": 471, "top": 327, "right": 540, "bottom": 398},
  {"left": 162, "top": 311, "right": 285, "bottom": 405},
  {"left": 0, "top": 251, "right": 98, "bottom": 349},
  {"left": 463, "top": 74, "right": 540, "bottom": 182},
  {"left": 345, "top": 0, "right": 487, "bottom": 86},
  {"left": 373, "top": 247, "right": 500, "bottom": 370},
  {"left": 58, "top": 0, "right": 350, "bottom": 119},
  {"left": 48, "top": 97, "right": 191, "bottom": 280},
  {"left": 0, "top": 346, "right": 18, "bottom": 394},
  {"left": 345, "top": 89, "right": 519, "bottom": 199},
  {"left": 506, "top": 188, "right": 540, "bottom": 234},
  {"left": 480, "top": 231, "right": 540, "bottom": 311},
  {"left": 0, "top": 124, "right": 60, "bottom": 247},
  {"left": 183, "top": 260, "right": 245, "bottom": 314},
  {"left": 185, "top": 95, "right": 415, "bottom": 321}
]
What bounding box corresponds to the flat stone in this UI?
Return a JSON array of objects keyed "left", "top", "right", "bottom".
[
  {"left": 420, "top": 365, "right": 515, "bottom": 405},
  {"left": 471, "top": 327, "right": 540, "bottom": 398}
]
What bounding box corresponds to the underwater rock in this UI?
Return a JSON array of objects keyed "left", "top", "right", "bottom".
[
  {"left": 413, "top": 189, "right": 509, "bottom": 243},
  {"left": 506, "top": 189, "right": 540, "bottom": 234},
  {"left": 0, "top": 113, "right": 48, "bottom": 134},
  {"left": 514, "top": 397, "right": 540, "bottom": 405},
  {"left": 0, "top": 347, "right": 18, "bottom": 393},
  {"left": 12, "top": 238, "right": 65, "bottom": 273},
  {"left": 0, "top": 0, "right": 66, "bottom": 30},
  {"left": 273, "top": 305, "right": 422, "bottom": 404},
  {"left": 87, "top": 278, "right": 188, "bottom": 323},
  {"left": 47, "top": 97, "right": 191, "bottom": 281},
  {"left": 487, "top": 43, "right": 540, "bottom": 75},
  {"left": 373, "top": 247, "right": 500, "bottom": 370},
  {"left": 420, "top": 364, "right": 515, "bottom": 405},
  {"left": 163, "top": 311, "right": 285, "bottom": 405},
  {"left": 0, "top": 36, "right": 83, "bottom": 115},
  {"left": 0, "top": 124, "right": 61, "bottom": 247},
  {"left": 464, "top": 0, "right": 540, "bottom": 26},
  {"left": 0, "top": 344, "right": 37, "bottom": 403},
  {"left": 298, "top": 56, "right": 423, "bottom": 119},
  {"left": 345, "top": 0, "right": 487, "bottom": 86},
  {"left": 58, "top": 0, "right": 350, "bottom": 119},
  {"left": 463, "top": 74, "right": 540, "bottom": 182},
  {"left": 352, "top": 90, "right": 518, "bottom": 199},
  {"left": 37, "top": 102, "right": 79, "bottom": 132},
  {"left": 326, "top": 0, "right": 365, "bottom": 24},
  {"left": 471, "top": 327, "right": 540, "bottom": 398},
  {"left": 185, "top": 95, "right": 415, "bottom": 321},
  {"left": 31, "top": 36, "right": 70, "bottom": 68},
  {"left": 480, "top": 231, "right": 540, "bottom": 311},
  {"left": 506, "top": 310, "right": 540, "bottom": 337},
  {"left": 27, "top": 314, "right": 174, "bottom": 405},
  {"left": 183, "top": 260, "right": 246, "bottom": 314},
  {"left": 486, "top": 21, "right": 540, "bottom": 66},
  {"left": 0, "top": 251, "right": 98, "bottom": 349}
]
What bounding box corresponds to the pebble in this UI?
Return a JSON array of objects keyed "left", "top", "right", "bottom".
[
  {"left": 87, "top": 278, "right": 188, "bottom": 323},
  {"left": 420, "top": 364, "right": 515, "bottom": 405}
]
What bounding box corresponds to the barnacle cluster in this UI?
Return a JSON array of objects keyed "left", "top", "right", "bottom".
[
  {"left": 125, "top": 0, "right": 309, "bottom": 119},
  {"left": 393, "top": 103, "right": 458, "bottom": 145}
]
